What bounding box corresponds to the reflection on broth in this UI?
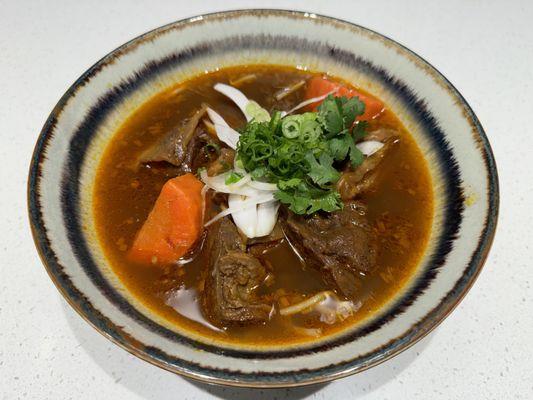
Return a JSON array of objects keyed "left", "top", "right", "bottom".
[
  {"left": 93, "top": 65, "right": 433, "bottom": 346},
  {"left": 164, "top": 286, "right": 223, "bottom": 332}
]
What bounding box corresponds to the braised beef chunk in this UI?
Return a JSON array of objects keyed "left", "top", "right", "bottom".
[
  {"left": 202, "top": 218, "right": 271, "bottom": 326},
  {"left": 207, "top": 148, "right": 235, "bottom": 176},
  {"left": 180, "top": 127, "right": 218, "bottom": 173},
  {"left": 337, "top": 129, "right": 399, "bottom": 200},
  {"left": 138, "top": 105, "right": 207, "bottom": 167},
  {"left": 247, "top": 221, "right": 285, "bottom": 257},
  {"left": 206, "top": 216, "right": 244, "bottom": 258},
  {"left": 282, "top": 201, "right": 377, "bottom": 300},
  {"left": 206, "top": 252, "right": 271, "bottom": 324}
]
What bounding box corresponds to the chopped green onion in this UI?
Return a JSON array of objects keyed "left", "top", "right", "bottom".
[
  {"left": 236, "top": 94, "right": 367, "bottom": 214},
  {"left": 281, "top": 116, "right": 300, "bottom": 139},
  {"left": 225, "top": 171, "right": 243, "bottom": 185}
]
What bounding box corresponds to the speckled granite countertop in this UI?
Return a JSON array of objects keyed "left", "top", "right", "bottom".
[{"left": 1, "top": 1, "right": 532, "bottom": 399}]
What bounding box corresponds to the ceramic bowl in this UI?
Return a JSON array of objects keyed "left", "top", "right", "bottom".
[{"left": 28, "top": 9, "right": 498, "bottom": 387}]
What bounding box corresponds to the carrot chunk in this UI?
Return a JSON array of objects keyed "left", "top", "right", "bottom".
[
  {"left": 305, "top": 76, "right": 384, "bottom": 121},
  {"left": 129, "top": 173, "right": 204, "bottom": 265}
]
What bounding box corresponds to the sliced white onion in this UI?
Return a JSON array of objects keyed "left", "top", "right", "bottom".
[
  {"left": 356, "top": 140, "right": 384, "bottom": 156},
  {"left": 214, "top": 83, "right": 270, "bottom": 122},
  {"left": 199, "top": 169, "right": 258, "bottom": 196},
  {"left": 229, "top": 194, "right": 259, "bottom": 238},
  {"left": 201, "top": 183, "right": 209, "bottom": 199},
  {"left": 200, "top": 184, "right": 209, "bottom": 223},
  {"left": 228, "top": 195, "right": 280, "bottom": 238},
  {"left": 281, "top": 89, "right": 337, "bottom": 117},
  {"left": 206, "top": 108, "right": 239, "bottom": 149},
  {"left": 214, "top": 83, "right": 251, "bottom": 121},
  {"left": 247, "top": 180, "right": 278, "bottom": 191},
  {"left": 255, "top": 201, "right": 280, "bottom": 237},
  {"left": 204, "top": 195, "right": 275, "bottom": 227},
  {"left": 229, "top": 172, "right": 252, "bottom": 188}
]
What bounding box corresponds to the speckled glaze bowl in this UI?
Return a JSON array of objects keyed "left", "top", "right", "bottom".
[{"left": 28, "top": 10, "right": 498, "bottom": 387}]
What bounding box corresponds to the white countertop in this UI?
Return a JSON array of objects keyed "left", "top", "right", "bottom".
[{"left": 1, "top": 1, "right": 532, "bottom": 399}]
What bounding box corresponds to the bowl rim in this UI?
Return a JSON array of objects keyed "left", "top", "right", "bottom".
[{"left": 27, "top": 8, "right": 499, "bottom": 388}]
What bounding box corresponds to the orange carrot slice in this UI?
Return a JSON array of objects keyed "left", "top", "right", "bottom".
[
  {"left": 129, "top": 173, "right": 204, "bottom": 265},
  {"left": 305, "top": 76, "right": 384, "bottom": 121}
]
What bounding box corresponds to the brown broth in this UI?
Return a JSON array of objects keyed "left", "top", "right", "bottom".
[{"left": 93, "top": 65, "right": 433, "bottom": 346}]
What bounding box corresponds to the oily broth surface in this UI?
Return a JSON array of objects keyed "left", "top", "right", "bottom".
[{"left": 93, "top": 65, "right": 433, "bottom": 346}]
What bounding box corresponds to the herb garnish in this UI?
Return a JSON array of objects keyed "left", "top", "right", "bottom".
[
  {"left": 224, "top": 171, "right": 243, "bottom": 185},
  {"left": 235, "top": 95, "right": 366, "bottom": 215}
]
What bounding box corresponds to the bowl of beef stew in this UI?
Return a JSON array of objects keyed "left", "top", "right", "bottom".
[{"left": 28, "top": 10, "right": 498, "bottom": 387}]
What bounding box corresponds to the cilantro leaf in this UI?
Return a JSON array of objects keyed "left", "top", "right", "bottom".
[
  {"left": 305, "top": 152, "right": 340, "bottom": 186},
  {"left": 349, "top": 142, "right": 365, "bottom": 167},
  {"left": 328, "top": 135, "right": 350, "bottom": 161},
  {"left": 318, "top": 95, "right": 366, "bottom": 137},
  {"left": 342, "top": 96, "right": 365, "bottom": 128},
  {"left": 318, "top": 95, "right": 344, "bottom": 135},
  {"left": 352, "top": 120, "right": 367, "bottom": 142},
  {"left": 328, "top": 133, "right": 364, "bottom": 167},
  {"left": 306, "top": 190, "right": 343, "bottom": 214},
  {"left": 277, "top": 178, "right": 303, "bottom": 190},
  {"left": 274, "top": 185, "right": 343, "bottom": 215}
]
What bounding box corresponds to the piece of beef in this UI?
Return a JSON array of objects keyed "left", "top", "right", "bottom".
[
  {"left": 137, "top": 105, "right": 207, "bottom": 167},
  {"left": 337, "top": 128, "right": 399, "bottom": 200},
  {"left": 207, "top": 148, "right": 235, "bottom": 176},
  {"left": 247, "top": 221, "right": 285, "bottom": 257},
  {"left": 180, "top": 127, "right": 218, "bottom": 173},
  {"left": 282, "top": 201, "right": 377, "bottom": 300},
  {"left": 202, "top": 218, "right": 271, "bottom": 326}
]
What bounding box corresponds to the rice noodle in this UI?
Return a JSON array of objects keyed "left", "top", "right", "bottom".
[
  {"left": 274, "top": 80, "right": 306, "bottom": 100},
  {"left": 279, "top": 290, "right": 360, "bottom": 324},
  {"left": 229, "top": 74, "right": 257, "bottom": 86},
  {"left": 279, "top": 291, "right": 334, "bottom": 316},
  {"left": 281, "top": 89, "right": 337, "bottom": 116}
]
